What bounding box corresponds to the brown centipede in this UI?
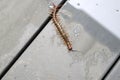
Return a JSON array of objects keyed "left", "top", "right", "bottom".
[{"left": 50, "top": 3, "right": 73, "bottom": 51}]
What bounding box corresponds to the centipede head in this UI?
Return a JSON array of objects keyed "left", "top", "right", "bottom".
[
  {"left": 49, "top": 3, "right": 56, "bottom": 16},
  {"left": 50, "top": 3, "right": 61, "bottom": 11}
]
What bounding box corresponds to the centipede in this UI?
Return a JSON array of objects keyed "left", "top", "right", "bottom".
[{"left": 50, "top": 3, "right": 73, "bottom": 51}]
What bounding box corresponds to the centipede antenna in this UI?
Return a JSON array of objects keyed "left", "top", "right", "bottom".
[{"left": 70, "top": 49, "right": 83, "bottom": 53}]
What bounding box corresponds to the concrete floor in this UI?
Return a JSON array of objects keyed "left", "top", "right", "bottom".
[
  {"left": 0, "top": 0, "right": 49, "bottom": 74},
  {"left": 0, "top": 0, "right": 120, "bottom": 80}
]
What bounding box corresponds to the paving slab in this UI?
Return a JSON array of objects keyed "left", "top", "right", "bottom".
[
  {"left": 0, "top": 0, "right": 49, "bottom": 74},
  {"left": 2, "top": 1, "right": 120, "bottom": 80}
]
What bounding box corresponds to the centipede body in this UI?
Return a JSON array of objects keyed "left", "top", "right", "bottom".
[{"left": 50, "top": 4, "right": 72, "bottom": 51}]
